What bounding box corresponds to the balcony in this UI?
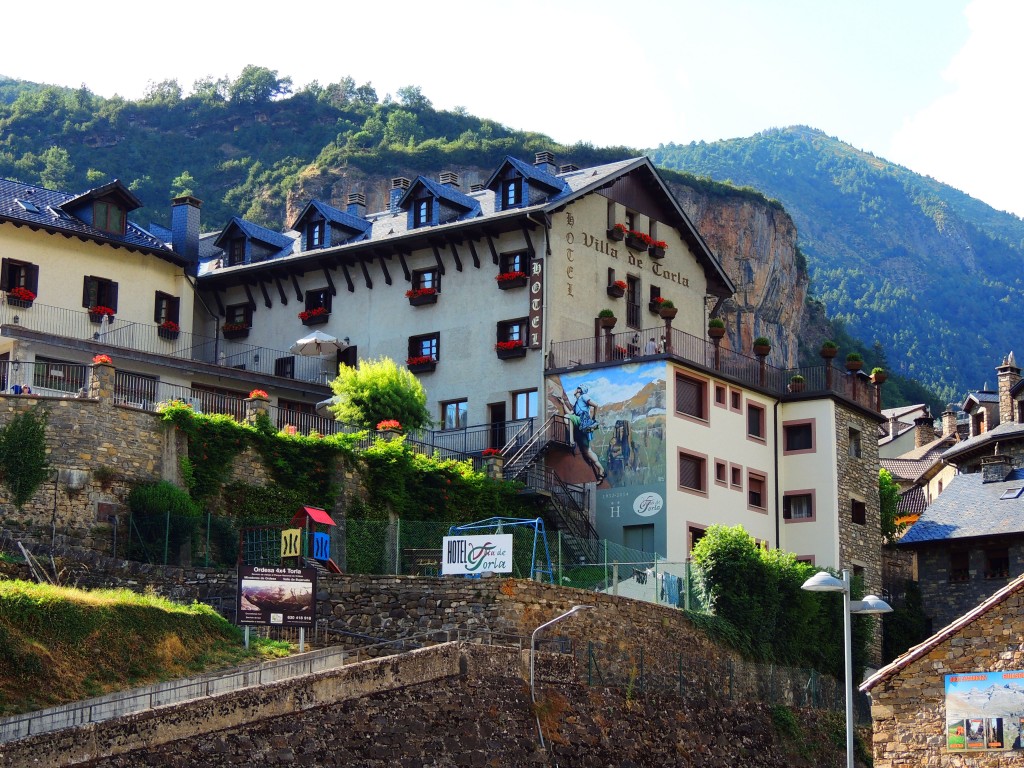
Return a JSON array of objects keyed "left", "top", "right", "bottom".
[
  {"left": 548, "top": 324, "right": 882, "bottom": 413},
  {"left": 0, "top": 300, "right": 330, "bottom": 386}
]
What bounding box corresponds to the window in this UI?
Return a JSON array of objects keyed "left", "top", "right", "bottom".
[
  {"left": 748, "top": 471, "right": 766, "bottom": 511},
  {"left": 226, "top": 303, "right": 252, "bottom": 328},
  {"left": 442, "top": 399, "right": 468, "bottom": 430},
  {"left": 649, "top": 285, "right": 662, "bottom": 308},
  {"left": 154, "top": 292, "right": 180, "bottom": 325},
  {"left": 409, "top": 332, "right": 439, "bottom": 361},
  {"left": 82, "top": 276, "right": 118, "bottom": 312},
  {"left": 783, "top": 491, "right": 815, "bottom": 521},
  {"left": 688, "top": 525, "right": 706, "bottom": 553},
  {"left": 0, "top": 258, "right": 39, "bottom": 295},
  {"left": 747, "top": 402, "right": 766, "bottom": 441},
  {"left": 985, "top": 548, "right": 1009, "bottom": 579},
  {"left": 849, "top": 428, "right": 862, "bottom": 458},
  {"left": 501, "top": 178, "right": 523, "bottom": 208},
  {"left": 227, "top": 238, "right": 246, "bottom": 266},
  {"left": 338, "top": 345, "right": 358, "bottom": 368},
  {"left": 625, "top": 211, "right": 636, "bottom": 231},
  {"left": 675, "top": 372, "right": 707, "bottom": 422},
  {"left": 497, "top": 318, "right": 527, "bottom": 345},
  {"left": 729, "top": 389, "right": 742, "bottom": 413},
  {"left": 306, "top": 220, "right": 325, "bottom": 250},
  {"left": 714, "top": 384, "right": 727, "bottom": 408},
  {"left": 513, "top": 389, "right": 538, "bottom": 420},
  {"left": 714, "top": 459, "right": 727, "bottom": 487},
  {"left": 783, "top": 420, "right": 815, "bottom": 454},
  {"left": 949, "top": 550, "right": 969, "bottom": 582},
  {"left": 730, "top": 464, "right": 742, "bottom": 490},
  {"left": 93, "top": 200, "right": 125, "bottom": 235},
  {"left": 412, "top": 268, "right": 439, "bottom": 292},
  {"left": 274, "top": 356, "right": 295, "bottom": 378},
  {"left": 34, "top": 356, "right": 87, "bottom": 394},
  {"left": 626, "top": 275, "right": 640, "bottom": 328},
  {"left": 500, "top": 251, "right": 528, "bottom": 275},
  {"left": 851, "top": 498, "right": 866, "bottom": 525},
  {"left": 304, "top": 287, "right": 332, "bottom": 314},
  {"left": 413, "top": 198, "right": 433, "bottom": 228},
  {"left": 678, "top": 450, "right": 707, "bottom": 495}
]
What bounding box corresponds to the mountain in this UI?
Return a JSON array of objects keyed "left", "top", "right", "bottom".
[{"left": 650, "top": 126, "right": 1024, "bottom": 403}]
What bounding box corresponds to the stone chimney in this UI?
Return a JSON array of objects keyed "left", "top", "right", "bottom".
[
  {"left": 997, "top": 352, "right": 1021, "bottom": 425},
  {"left": 438, "top": 171, "right": 459, "bottom": 187},
  {"left": 535, "top": 151, "right": 556, "bottom": 175},
  {"left": 941, "top": 404, "right": 959, "bottom": 438},
  {"left": 888, "top": 415, "right": 899, "bottom": 438},
  {"left": 981, "top": 454, "right": 1012, "bottom": 484},
  {"left": 171, "top": 195, "right": 202, "bottom": 274},
  {"left": 346, "top": 192, "right": 366, "bottom": 217},
  {"left": 559, "top": 163, "right": 579, "bottom": 174},
  {"left": 914, "top": 413, "right": 934, "bottom": 449},
  {"left": 389, "top": 178, "right": 410, "bottom": 214}
]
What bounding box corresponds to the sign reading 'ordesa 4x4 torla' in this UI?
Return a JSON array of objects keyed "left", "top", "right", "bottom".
[{"left": 442, "top": 534, "right": 514, "bottom": 575}]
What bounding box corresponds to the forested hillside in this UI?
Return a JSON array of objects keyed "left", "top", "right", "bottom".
[{"left": 651, "top": 127, "right": 1024, "bottom": 402}]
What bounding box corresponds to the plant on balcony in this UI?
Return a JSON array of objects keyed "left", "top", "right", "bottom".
[
  {"left": 789, "top": 374, "right": 806, "bottom": 392},
  {"left": 614, "top": 345, "right": 629, "bottom": 358},
  {"left": 658, "top": 299, "right": 678, "bottom": 320},
  {"left": 608, "top": 222, "right": 628, "bottom": 241},
  {"left": 157, "top": 319, "right": 180, "bottom": 340},
  {"left": 482, "top": 447, "right": 502, "bottom": 457},
  {"left": 649, "top": 239, "right": 667, "bottom": 259},
  {"left": 607, "top": 279, "right": 627, "bottom": 298},
  {"left": 222, "top": 321, "right": 250, "bottom": 340},
  {"left": 7, "top": 286, "right": 35, "bottom": 307},
  {"left": 871, "top": 367, "right": 888, "bottom": 384},
  {"left": 298, "top": 306, "right": 330, "bottom": 325},
  {"left": 597, "top": 308, "right": 617, "bottom": 329},
  {"left": 92, "top": 354, "right": 112, "bottom": 365},
  {"left": 753, "top": 336, "right": 772, "bottom": 356},
  {"left": 495, "top": 339, "right": 526, "bottom": 359},
  {"left": 495, "top": 270, "right": 528, "bottom": 289},
  {"left": 405, "top": 286, "right": 438, "bottom": 306},
  {"left": 820, "top": 340, "right": 839, "bottom": 359},
  {"left": 248, "top": 389, "right": 269, "bottom": 400},
  {"left": 625, "top": 229, "right": 653, "bottom": 252},
  {"left": 376, "top": 419, "right": 402, "bottom": 432},
  {"left": 88, "top": 305, "right": 115, "bottom": 323},
  {"left": 845, "top": 352, "right": 864, "bottom": 372},
  {"left": 405, "top": 354, "right": 436, "bottom": 373}
]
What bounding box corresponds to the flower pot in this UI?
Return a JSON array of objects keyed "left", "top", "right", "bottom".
[
  {"left": 846, "top": 360, "right": 863, "bottom": 372},
  {"left": 89, "top": 312, "right": 105, "bottom": 324},
  {"left": 408, "top": 293, "right": 438, "bottom": 306},
  {"left": 606, "top": 285, "right": 625, "bottom": 299},
  {"left": 607, "top": 227, "right": 625, "bottom": 242},
  {"left": 708, "top": 326, "right": 726, "bottom": 340},
  {"left": 648, "top": 245, "right": 666, "bottom": 259},
  {"left": 625, "top": 234, "right": 648, "bottom": 252},
  {"left": 496, "top": 346, "right": 527, "bottom": 360},
  {"left": 7, "top": 298, "right": 32, "bottom": 309},
  {"left": 408, "top": 361, "right": 437, "bottom": 373},
  {"left": 659, "top": 307, "right": 678, "bottom": 320},
  {"left": 871, "top": 371, "right": 888, "bottom": 385},
  {"left": 789, "top": 381, "right": 806, "bottom": 393},
  {"left": 223, "top": 327, "right": 250, "bottom": 340},
  {"left": 497, "top": 276, "right": 528, "bottom": 290},
  {"left": 820, "top": 346, "right": 838, "bottom": 360},
  {"left": 598, "top": 316, "right": 617, "bottom": 329},
  {"left": 649, "top": 301, "right": 664, "bottom": 314},
  {"left": 753, "top": 344, "right": 771, "bottom": 357},
  {"left": 158, "top": 327, "right": 180, "bottom": 341},
  {"left": 302, "top": 313, "right": 330, "bottom": 326}
]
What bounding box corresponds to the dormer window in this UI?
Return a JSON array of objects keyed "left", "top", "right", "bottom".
[
  {"left": 413, "top": 198, "right": 433, "bottom": 228},
  {"left": 501, "top": 178, "right": 523, "bottom": 209},
  {"left": 307, "top": 221, "right": 325, "bottom": 250},
  {"left": 93, "top": 200, "right": 125, "bottom": 235},
  {"left": 227, "top": 238, "right": 246, "bottom": 267}
]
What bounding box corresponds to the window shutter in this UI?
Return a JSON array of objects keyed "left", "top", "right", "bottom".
[
  {"left": 0, "top": 259, "right": 9, "bottom": 292},
  {"left": 783, "top": 497, "right": 792, "bottom": 519},
  {"left": 153, "top": 294, "right": 162, "bottom": 323},
  {"left": 109, "top": 282, "right": 119, "bottom": 313},
  {"left": 26, "top": 264, "right": 38, "bottom": 294},
  {"left": 82, "top": 277, "right": 94, "bottom": 308},
  {"left": 170, "top": 296, "right": 180, "bottom": 324}
]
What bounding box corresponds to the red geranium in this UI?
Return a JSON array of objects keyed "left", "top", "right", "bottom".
[
  {"left": 495, "top": 271, "right": 527, "bottom": 283},
  {"left": 92, "top": 354, "right": 112, "bottom": 365},
  {"left": 298, "top": 306, "right": 329, "bottom": 321},
  {"left": 376, "top": 419, "right": 401, "bottom": 431},
  {"left": 406, "top": 355, "right": 435, "bottom": 366},
  {"left": 248, "top": 389, "right": 269, "bottom": 399},
  {"left": 8, "top": 287, "right": 35, "bottom": 302},
  {"left": 495, "top": 340, "right": 524, "bottom": 351},
  {"left": 159, "top": 320, "right": 180, "bottom": 332},
  {"left": 405, "top": 287, "right": 438, "bottom": 299},
  {"left": 89, "top": 305, "right": 115, "bottom": 316}
]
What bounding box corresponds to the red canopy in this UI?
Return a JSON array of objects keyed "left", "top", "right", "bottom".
[{"left": 290, "top": 505, "right": 336, "bottom": 527}]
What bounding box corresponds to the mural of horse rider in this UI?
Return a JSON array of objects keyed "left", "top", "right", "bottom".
[
  {"left": 558, "top": 384, "right": 606, "bottom": 484},
  {"left": 606, "top": 419, "right": 639, "bottom": 486}
]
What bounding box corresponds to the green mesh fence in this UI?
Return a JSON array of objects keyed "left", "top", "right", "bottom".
[{"left": 126, "top": 511, "right": 239, "bottom": 567}]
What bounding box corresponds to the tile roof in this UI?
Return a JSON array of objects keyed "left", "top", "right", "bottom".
[
  {"left": 484, "top": 156, "right": 570, "bottom": 195},
  {"left": 896, "top": 484, "right": 927, "bottom": 517},
  {"left": 0, "top": 178, "right": 183, "bottom": 263},
  {"left": 899, "top": 472, "right": 1024, "bottom": 545},
  {"left": 292, "top": 200, "right": 372, "bottom": 236},
  {"left": 940, "top": 421, "right": 1024, "bottom": 462}
]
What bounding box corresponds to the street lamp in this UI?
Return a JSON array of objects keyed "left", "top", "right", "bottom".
[
  {"left": 529, "top": 604, "right": 594, "bottom": 749},
  {"left": 801, "top": 569, "right": 891, "bottom": 768}
]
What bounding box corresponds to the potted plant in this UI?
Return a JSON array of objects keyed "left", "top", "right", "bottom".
[
  {"left": 222, "top": 321, "right": 250, "bottom": 340},
  {"left": 248, "top": 389, "right": 269, "bottom": 400},
  {"left": 789, "top": 374, "right": 806, "bottom": 392},
  {"left": 607, "top": 222, "right": 628, "bottom": 241},
  {"left": 648, "top": 238, "right": 667, "bottom": 259},
  {"left": 708, "top": 317, "right": 726, "bottom": 339},
  {"left": 495, "top": 339, "right": 527, "bottom": 359},
  {"left": 405, "top": 286, "right": 438, "bottom": 306},
  {"left": 871, "top": 367, "right": 888, "bottom": 385},
  {"left": 88, "top": 305, "right": 115, "bottom": 324},
  {"left": 753, "top": 336, "right": 772, "bottom": 356},
  {"left": 607, "top": 279, "right": 627, "bottom": 298},
  {"left": 157, "top": 319, "right": 180, "bottom": 341},
  {"left": 6, "top": 286, "right": 36, "bottom": 308},
  {"left": 625, "top": 229, "right": 653, "bottom": 252},
  {"left": 598, "top": 308, "right": 617, "bottom": 329},
  {"left": 495, "top": 270, "right": 528, "bottom": 289},
  {"left": 658, "top": 299, "right": 678, "bottom": 320},
  {"left": 820, "top": 340, "right": 839, "bottom": 359},
  {"left": 845, "top": 352, "right": 864, "bottom": 371},
  {"left": 299, "top": 306, "right": 330, "bottom": 326},
  {"left": 406, "top": 354, "right": 436, "bottom": 373},
  {"left": 649, "top": 295, "right": 668, "bottom": 313},
  {"left": 376, "top": 419, "right": 402, "bottom": 434}
]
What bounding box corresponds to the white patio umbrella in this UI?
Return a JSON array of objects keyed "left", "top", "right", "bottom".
[{"left": 290, "top": 330, "right": 348, "bottom": 382}]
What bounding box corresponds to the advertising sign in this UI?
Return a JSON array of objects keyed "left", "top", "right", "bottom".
[
  {"left": 442, "top": 534, "right": 513, "bottom": 575},
  {"left": 237, "top": 565, "right": 317, "bottom": 627},
  {"left": 945, "top": 670, "right": 1024, "bottom": 751}
]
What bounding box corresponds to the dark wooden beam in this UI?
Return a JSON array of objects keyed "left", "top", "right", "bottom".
[
  {"left": 290, "top": 274, "right": 303, "bottom": 302},
  {"left": 274, "top": 276, "right": 288, "bottom": 305},
  {"left": 341, "top": 263, "right": 355, "bottom": 292},
  {"left": 322, "top": 266, "right": 336, "bottom": 296},
  {"left": 467, "top": 239, "right": 481, "bottom": 269},
  {"left": 213, "top": 289, "right": 224, "bottom": 316},
  {"left": 520, "top": 222, "right": 536, "bottom": 257},
  {"left": 448, "top": 241, "right": 463, "bottom": 272},
  {"left": 431, "top": 243, "right": 446, "bottom": 276},
  {"left": 485, "top": 234, "right": 499, "bottom": 265},
  {"left": 259, "top": 279, "right": 272, "bottom": 309},
  {"left": 243, "top": 283, "right": 257, "bottom": 311},
  {"left": 398, "top": 252, "right": 411, "bottom": 282},
  {"left": 376, "top": 254, "right": 392, "bottom": 285}
]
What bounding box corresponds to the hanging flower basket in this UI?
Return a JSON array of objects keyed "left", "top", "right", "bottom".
[
  {"left": 406, "top": 287, "right": 438, "bottom": 306},
  {"left": 495, "top": 271, "right": 528, "bottom": 290},
  {"left": 606, "top": 280, "right": 627, "bottom": 299},
  {"left": 625, "top": 230, "right": 652, "bottom": 252},
  {"left": 648, "top": 240, "right": 667, "bottom": 259}
]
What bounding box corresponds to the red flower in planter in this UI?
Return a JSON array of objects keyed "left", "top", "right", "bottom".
[
  {"left": 222, "top": 322, "right": 249, "bottom": 332},
  {"left": 159, "top": 320, "right": 180, "bottom": 332},
  {"left": 628, "top": 230, "right": 654, "bottom": 246},
  {"left": 8, "top": 287, "right": 35, "bottom": 302},
  {"left": 92, "top": 354, "right": 112, "bottom": 365},
  {"left": 482, "top": 448, "right": 502, "bottom": 457},
  {"left": 89, "top": 305, "right": 115, "bottom": 316},
  {"left": 248, "top": 389, "right": 269, "bottom": 399},
  {"left": 650, "top": 239, "right": 667, "bottom": 249},
  {"left": 298, "top": 306, "right": 329, "bottom": 321},
  {"left": 406, "top": 355, "right": 435, "bottom": 366},
  {"left": 376, "top": 419, "right": 402, "bottom": 431},
  {"left": 405, "top": 287, "right": 438, "bottom": 298},
  {"left": 612, "top": 223, "right": 629, "bottom": 235},
  {"left": 612, "top": 280, "right": 627, "bottom": 291},
  {"left": 495, "top": 340, "right": 524, "bottom": 351},
  {"left": 495, "top": 271, "right": 527, "bottom": 283}
]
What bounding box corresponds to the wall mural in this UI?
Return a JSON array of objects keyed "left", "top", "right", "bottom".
[{"left": 545, "top": 362, "right": 667, "bottom": 553}]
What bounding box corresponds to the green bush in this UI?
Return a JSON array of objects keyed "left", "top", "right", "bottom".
[
  {"left": 0, "top": 407, "right": 50, "bottom": 509},
  {"left": 126, "top": 481, "right": 202, "bottom": 563}
]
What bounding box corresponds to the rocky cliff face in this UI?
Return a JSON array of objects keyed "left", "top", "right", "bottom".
[{"left": 671, "top": 183, "right": 808, "bottom": 370}]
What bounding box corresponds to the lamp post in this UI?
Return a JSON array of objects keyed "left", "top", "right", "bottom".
[
  {"left": 529, "top": 604, "right": 594, "bottom": 750},
  {"left": 801, "top": 569, "right": 891, "bottom": 768}
]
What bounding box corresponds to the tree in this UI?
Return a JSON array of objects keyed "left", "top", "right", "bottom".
[
  {"left": 142, "top": 79, "right": 182, "bottom": 106},
  {"left": 171, "top": 170, "right": 196, "bottom": 198},
  {"left": 383, "top": 110, "right": 421, "bottom": 146},
  {"left": 352, "top": 82, "right": 378, "bottom": 106},
  {"left": 39, "top": 146, "right": 72, "bottom": 190},
  {"left": 191, "top": 75, "right": 230, "bottom": 103},
  {"left": 879, "top": 468, "right": 904, "bottom": 543},
  {"left": 396, "top": 85, "right": 432, "bottom": 110},
  {"left": 329, "top": 357, "right": 430, "bottom": 431},
  {"left": 229, "top": 65, "right": 293, "bottom": 104},
  {"left": 0, "top": 407, "right": 50, "bottom": 509},
  {"left": 320, "top": 76, "right": 356, "bottom": 108}
]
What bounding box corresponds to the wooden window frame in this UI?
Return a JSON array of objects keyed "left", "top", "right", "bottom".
[
  {"left": 674, "top": 371, "right": 709, "bottom": 425},
  {"left": 677, "top": 448, "right": 708, "bottom": 497},
  {"left": 441, "top": 398, "right": 468, "bottom": 430},
  {"left": 409, "top": 332, "right": 439, "bottom": 361},
  {"left": 783, "top": 419, "right": 816, "bottom": 455}
]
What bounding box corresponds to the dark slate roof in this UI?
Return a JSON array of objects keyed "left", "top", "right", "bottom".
[
  {"left": 964, "top": 391, "right": 999, "bottom": 408},
  {"left": 484, "top": 156, "right": 570, "bottom": 195},
  {"left": 291, "top": 200, "right": 371, "bottom": 236},
  {"left": 0, "top": 178, "right": 185, "bottom": 264},
  {"left": 397, "top": 176, "right": 481, "bottom": 215},
  {"left": 940, "top": 421, "right": 1024, "bottom": 462},
  {"left": 896, "top": 485, "right": 927, "bottom": 517},
  {"left": 214, "top": 217, "right": 295, "bottom": 254},
  {"left": 899, "top": 472, "right": 1024, "bottom": 545}
]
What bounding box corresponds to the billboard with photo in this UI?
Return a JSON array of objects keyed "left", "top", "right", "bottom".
[
  {"left": 945, "top": 671, "right": 1024, "bottom": 751},
  {"left": 237, "top": 565, "right": 317, "bottom": 627}
]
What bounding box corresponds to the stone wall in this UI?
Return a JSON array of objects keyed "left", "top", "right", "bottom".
[
  {"left": 867, "top": 583, "right": 1024, "bottom": 767},
  {"left": 914, "top": 543, "right": 1022, "bottom": 631}
]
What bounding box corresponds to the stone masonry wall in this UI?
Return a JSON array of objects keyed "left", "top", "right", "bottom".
[
  {"left": 914, "top": 544, "right": 1023, "bottom": 631},
  {"left": 868, "top": 586, "right": 1024, "bottom": 767}
]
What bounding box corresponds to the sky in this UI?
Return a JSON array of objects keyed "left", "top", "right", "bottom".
[{"left": 3, "top": 0, "right": 1022, "bottom": 216}]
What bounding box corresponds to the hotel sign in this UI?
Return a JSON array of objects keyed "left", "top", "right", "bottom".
[
  {"left": 442, "top": 534, "right": 514, "bottom": 575},
  {"left": 529, "top": 258, "right": 543, "bottom": 348}
]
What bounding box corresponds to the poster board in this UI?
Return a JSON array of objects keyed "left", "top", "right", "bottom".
[
  {"left": 237, "top": 565, "right": 317, "bottom": 627},
  {"left": 441, "top": 534, "right": 513, "bottom": 575},
  {"left": 945, "top": 671, "right": 1024, "bottom": 751}
]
